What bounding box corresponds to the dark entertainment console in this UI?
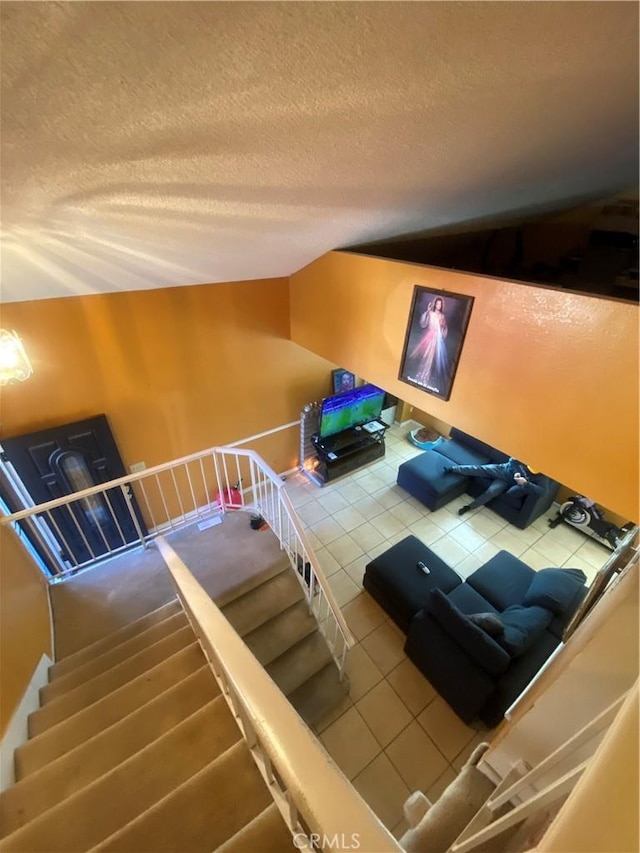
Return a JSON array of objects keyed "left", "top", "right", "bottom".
[{"left": 312, "top": 422, "right": 386, "bottom": 483}]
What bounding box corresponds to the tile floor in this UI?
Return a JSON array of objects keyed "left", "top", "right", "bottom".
[{"left": 282, "top": 422, "right": 611, "bottom": 838}]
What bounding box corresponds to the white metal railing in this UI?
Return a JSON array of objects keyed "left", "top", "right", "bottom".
[
  {"left": 157, "top": 536, "right": 401, "bottom": 853},
  {"left": 0, "top": 444, "right": 355, "bottom": 675}
]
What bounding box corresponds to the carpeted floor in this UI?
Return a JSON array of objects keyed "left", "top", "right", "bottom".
[{"left": 50, "top": 511, "right": 285, "bottom": 659}]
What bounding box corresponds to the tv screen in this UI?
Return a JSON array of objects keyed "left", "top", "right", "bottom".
[{"left": 319, "top": 384, "right": 386, "bottom": 438}]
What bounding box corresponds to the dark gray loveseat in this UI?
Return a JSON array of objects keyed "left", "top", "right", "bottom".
[{"left": 397, "top": 428, "right": 560, "bottom": 529}]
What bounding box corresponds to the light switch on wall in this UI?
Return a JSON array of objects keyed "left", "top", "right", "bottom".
[{"left": 130, "top": 462, "right": 146, "bottom": 473}]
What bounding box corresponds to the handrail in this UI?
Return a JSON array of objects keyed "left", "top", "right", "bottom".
[
  {"left": 0, "top": 442, "right": 355, "bottom": 656},
  {"left": 0, "top": 446, "right": 269, "bottom": 524},
  {"left": 157, "top": 536, "right": 401, "bottom": 852}
]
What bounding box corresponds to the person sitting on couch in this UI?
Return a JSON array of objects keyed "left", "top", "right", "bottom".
[{"left": 444, "top": 458, "right": 544, "bottom": 516}]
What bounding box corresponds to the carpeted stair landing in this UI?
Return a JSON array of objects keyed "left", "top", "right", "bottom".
[{"left": 0, "top": 559, "right": 349, "bottom": 851}]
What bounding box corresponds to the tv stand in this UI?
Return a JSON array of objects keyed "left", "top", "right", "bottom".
[{"left": 312, "top": 423, "right": 386, "bottom": 483}]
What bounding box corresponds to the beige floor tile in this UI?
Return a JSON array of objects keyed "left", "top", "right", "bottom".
[
  {"left": 327, "top": 568, "right": 361, "bottom": 607},
  {"left": 353, "top": 494, "right": 387, "bottom": 519},
  {"left": 372, "top": 485, "right": 408, "bottom": 510},
  {"left": 345, "top": 642, "right": 385, "bottom": 701},
  {"left": 313, "top": 693, "right": 353, "bottom": 734},
  {"left": 448, "top": 523, "right": 488, "bottom": 552},
  {"left": 529, "top": 533, "right": 574, "bottom": 565},
  {"left": 429, "top": 537, "right": 470, "bottom": 567},
  {"left": 333, "top": 505, "right": 369, "bottom": 532},
  {"left": 489, "top": 526, "right": 529, "bottom": 557},
  {"left": 342, "top": 592, "right": 387, "bottom": 641},
  {"left": 356, "top": 680, "right": 413, "bottom": 747},
  {"left": 372, "top": 511, "right": 408, "bottom": 539},
  {"left": 303, "top": 528, "right": 322, "bottom": 552},
  {"left": 316, "top": 490, "right": 350, "bottom": 514},
  {"left": 454, "top": 552, "right": 484, "bottom": 580},
  {"left": 573, "top": 538, "right": 610, "bottom": 569},
  {"left": 387, "top": 658, "right": 437, "bottom": 716},
  {"left": 465, "top": 512, "right": 506, "bottom": 539},
  {"left": 349, "top": 521, "right": 386, "bottom": 551},
  {"left": 320, "top": 706, "right": 381, "bottom": 780},
  {"left": 519, "top": 547, "right": 555, "bottom": 571},
  {"left": 315, "top": 547, "right": 342, "bottom": 577},
  {"left": 408, "top": 517, "right": 443, "bottom": 545},
  {"left": 309, "top": 515, "right": 347, "bottom": 546},
  {"left": 504, "top": 523, "right": 545, "bottom": 548},
  {"left": 357, "top": 472, "right": 388, "bottom": 494},
  {"left": 417, "top": 695, "right": 477, "bottom": 762},
  {"left": 343, "top": 553, "right": 370, "bottom": 588},
  {"left": 383, "top": 529, "right": 413, "bottom": 547},
  {"left": 296, "top": 500, "right": 330, "bottom": 526},
  {"left": 389, "top": 500, "right": 425, "bottom": 526},
  {"left": 325, "top": 533, "right": 364, "bottom": 565},
  {"left": 361, "top": 621, "right": 406, "bottom": 675},
  {"left": 386, "top": 721, "right": 449, "bottom": 793},
  {"left": 353, "top": 753, "right": 411, "bottom": 830},
  {"left": 545, "top": 521, "right": 589, "bottom": 552},
  {"left": 560, "top": 555, "right": 598, "bottom": 584},
  {"left": 337, "top": 481, "right": 369, "bottom": 503},
  {"left": 429, "top": 509, "right": 464, "bottom": 533}
]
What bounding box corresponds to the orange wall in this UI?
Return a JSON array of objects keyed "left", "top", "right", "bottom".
[
  {"left": 0, "top": 278, "right": 335, "bottom": 473},
  {"left": 0, "top": 525, "right": 52, "bottom": 736},
  {"left": 290, "top": 251, "right": 639, "bottom": 521}
]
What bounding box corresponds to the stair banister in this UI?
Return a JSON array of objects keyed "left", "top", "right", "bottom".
[{"left": 157, "top": 537, "right": 401, "bottom": 852}]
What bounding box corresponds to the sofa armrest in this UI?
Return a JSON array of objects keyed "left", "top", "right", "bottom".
[{"left": 514, "top": 477, "right": 560, "bottom": 529}]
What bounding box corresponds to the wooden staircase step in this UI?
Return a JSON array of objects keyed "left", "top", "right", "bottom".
[
  {"left": 16, "top": 643, "right": 206, "bottom": 779},
  {"left": 0, "top": 666, "right": 219, "bottom": 836},
  {"left": 221, "top": 567, "right": 305, "bottom": 637},
  {"left": 0, "top": 698, "right": 240, "bottom": 853},
  {"left": 41, "top": 611, "right": 189, "bottom": 703},
  {"left": 215, "top": 802, "right": 292, "bottom": 853},
  {"left": 29, "top": 626, "right": 195, "bottom": 736},
  {"left": 213, "top": 555, "right": 291, "bottom": 610},
  {"left": 288, "top": 660, "right": 350, "bottom": 727},
  {"left": 48, "top": 599, "right": 182, "bottom": 680},
  {"left": 89, "top": 741, "right": 272, "bottom": 853},
  {"left": 267, "top": 630, "right": 333, "bottom": 696},
  {"left": 243, "top": 599, "right": 317, "bottom": 666}
]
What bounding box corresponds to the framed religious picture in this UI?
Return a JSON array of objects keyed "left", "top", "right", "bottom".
[
  {"left": 332, "top": 369, "right": 356, "bottom": 394},
  {"left": 398, "top": 286, "right": 474, "bottom": 401}
]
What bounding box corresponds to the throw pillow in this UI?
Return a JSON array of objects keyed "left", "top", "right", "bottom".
[
  {"left": 468, "top": 612, "right": 504, "bottom": 636},
  {"left": 497, "top": 604, "right": 553, "bottom": 657},
  {"left": 523, "top": 568, "right": 587, "bottom": 615},
  {"left": 429, "top": 590, "right": 510, "bottom": 677}
]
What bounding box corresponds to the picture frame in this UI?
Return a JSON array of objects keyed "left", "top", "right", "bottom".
[
  {"left": 332, "top": 368, "right": 356, "bottom": 394},
  {"left": 398, "top": 286, "right": 474, "bottom": 401}
]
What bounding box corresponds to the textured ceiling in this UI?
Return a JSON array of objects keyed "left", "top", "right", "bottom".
[{"left": 1, "top": 1, "right": 638, "bottom": 303}]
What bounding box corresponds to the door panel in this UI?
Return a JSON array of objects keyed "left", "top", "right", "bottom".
[{"left": 1, "top": 415, "right": 147, "bottom": 568}]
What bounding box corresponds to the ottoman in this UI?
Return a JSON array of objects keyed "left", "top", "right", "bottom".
[
  {"left": 363, "top": 535, "right": 462, "bottom": 632},
  {"left": 396, "top": 452, "right": 467, "bottom": 511}
]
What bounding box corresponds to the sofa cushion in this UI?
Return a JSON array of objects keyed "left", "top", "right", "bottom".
[
  {"left": 466, "top": 552, "right": 535, "bottom": 611},
  {"left": 523, "top": 568, "right": 588, "bottom": 614},
  {"left": 447, "top": 583, "right": 499, "bottom": 615},
  {"left": 497, "top": 605, "right": 553, "bottom": 657},
  {"left": 429, "top": 589, "right": 510, "bottom": 677},
  {"left": 433, "top": 440, "right": 490, "bottom": 467},
  {"left": 468, "top": 613, "right": 504, "bottom": 636}
]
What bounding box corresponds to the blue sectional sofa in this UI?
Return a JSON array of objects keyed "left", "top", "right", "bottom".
[
  {"left": 397, "top": 427, "right": 560, "bottom": 529},
  {"left": 363, "top": 535, "right": 587, "bottom": 727}
]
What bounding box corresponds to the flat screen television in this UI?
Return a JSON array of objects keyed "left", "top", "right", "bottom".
[{"left": 318, "top": 384, "right": 386, "bottom": 439}]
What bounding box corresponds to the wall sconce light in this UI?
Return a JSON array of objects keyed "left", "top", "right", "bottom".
[{"left": 0, "top": 329, "right": 33, "bottom": 384}]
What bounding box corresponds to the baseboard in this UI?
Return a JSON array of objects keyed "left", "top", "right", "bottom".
[{"left": 1, "top": 653, "right": 52, "bottom": 791}]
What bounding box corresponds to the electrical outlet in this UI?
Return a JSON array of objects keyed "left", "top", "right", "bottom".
[{"left": 130, "top": 462, "right": 146, "bottom": 473}]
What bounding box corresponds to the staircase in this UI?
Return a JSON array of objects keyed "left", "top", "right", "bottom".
[{"left": 0, "top": 557, "right": 349, "bottom": 852}]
